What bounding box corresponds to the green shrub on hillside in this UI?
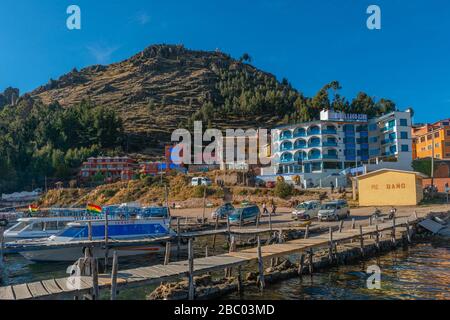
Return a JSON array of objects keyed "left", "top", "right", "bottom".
[{"left": 274, "top": 182, "right": 294, "bottom": 199}]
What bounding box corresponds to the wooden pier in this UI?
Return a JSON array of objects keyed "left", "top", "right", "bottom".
[{"left": 0, "top": 214, "right": 420, "bottom": 300}]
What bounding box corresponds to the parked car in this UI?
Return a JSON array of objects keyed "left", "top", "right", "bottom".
[
  {"left": 317, "top": 201, "right": 350, "bottom": 221},
  {"left": 191, "top": 177, "right": 212, "bottom": 186},
  {"left": 229, "top": 205, "right": 260, "bottom": 225},
  {"left": 291, "top": 200, "right": 321, "bottom": 220},
  {"left": 211, "top": 203, "right": 235, "bottom": 220}
]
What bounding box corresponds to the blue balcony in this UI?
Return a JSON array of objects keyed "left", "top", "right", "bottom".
[
  {"left": 293, "top": 129, "right": 306, "bottom": 138},
  {"left": 307, "top": 126, "right": 321, "bottom": 136},
  {"left": 323, "top": 154, "right": 338, "bottom": 160},
  {"left": 308, "top": 143, "right": 321, "bottom": 148},
  {"left": 322, "top": 129, "right": 337, "bottom": 135},
  {"left": 323, "top": 141, "right": 338, "bottom": 147}
]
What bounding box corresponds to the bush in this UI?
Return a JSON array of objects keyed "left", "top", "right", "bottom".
[{"left": 274, "top": 182, "right": 294, "bottom": 199}]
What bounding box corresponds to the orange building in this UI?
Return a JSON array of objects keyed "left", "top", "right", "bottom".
[{"left": 412, "top": 118, "right": 450, "bottom": 160}]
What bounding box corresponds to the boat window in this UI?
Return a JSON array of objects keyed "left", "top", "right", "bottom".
[
  {"left": 57, "top": 221, "right": 69, "bottom": 229},
  {"left": 31, "top": 222, "right": 44, "bottom": 231},
  {"left": 44, "top": 221, "right": 58, "bottom": 231},
  {"left": 58, "top": 226, "right": 85, "bottom": 238},
  {"left": 8, "top": 221, "right": 28, "bottom": 232}
]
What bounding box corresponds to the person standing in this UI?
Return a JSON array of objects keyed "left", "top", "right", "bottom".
[
  {"left": 330, "top": 181, "right": 335, "bottom": 194},
  {"left": 271, "top": 202, "right": 277, "bottom": 215}
]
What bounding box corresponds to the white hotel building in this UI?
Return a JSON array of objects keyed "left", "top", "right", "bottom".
[{"left": 260, "top": 109, "right": 414, "bottom": 186}]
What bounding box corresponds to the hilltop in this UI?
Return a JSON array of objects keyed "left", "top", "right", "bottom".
[{"left": 29, "top": 44, "right": 302, "bottom": 150}]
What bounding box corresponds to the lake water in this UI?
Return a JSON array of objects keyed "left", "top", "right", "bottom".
[{"left": 1, "top": 237, "right": 449, "bottom": 300}]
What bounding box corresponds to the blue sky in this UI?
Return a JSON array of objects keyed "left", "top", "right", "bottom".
[{"left": 0, "top": 0, "right": 449, "bottom": 123}]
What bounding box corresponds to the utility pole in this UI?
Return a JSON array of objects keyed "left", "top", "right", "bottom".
[{"left": 431, "top": 129, "right": 435, "bottom": 187}]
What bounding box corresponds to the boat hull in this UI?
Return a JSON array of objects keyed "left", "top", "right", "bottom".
[{"left": 19, "top": 244, "right": 166, "bottom": 262}]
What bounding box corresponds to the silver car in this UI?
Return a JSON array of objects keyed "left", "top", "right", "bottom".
[
  {"left": 318, "top": 201, "right": 350, "bottom": 221},
  {"left": 291, "top": 200, "right": 321, "bottom": 220},
  {"left": 211, "top": 203, "right": 235, "bottom": 220}
]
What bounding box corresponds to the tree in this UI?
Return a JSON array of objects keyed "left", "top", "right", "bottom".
[{"left": 239, "top": 53, "right": 252, "bottom": 63}]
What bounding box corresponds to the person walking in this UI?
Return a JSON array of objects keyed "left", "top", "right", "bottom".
[
  {"left": 330, "top": 181, "right": 335, "bottom": 194},
  {"left": 262, "top": 202, "right": 269, "bottom": 215},
  {"left": 271, "top": 202, "right": 277, "bottom": 215}
]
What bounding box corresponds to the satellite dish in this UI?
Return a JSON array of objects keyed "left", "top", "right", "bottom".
[{"left": 405, "top": 107, "right": 415, "bottom": 118}]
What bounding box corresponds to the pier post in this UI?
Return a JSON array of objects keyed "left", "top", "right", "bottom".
[
  {"left": 202, "top": 185, "right": 207, "bottom": 225},
  {"left": 375, "top": 225, "right": 380, "bottom": 251},
  {"left": 406, "top": 219, "right": 411, "bottom": 244},
  {"left": 298, "top": 253, "right": 305, "bottom": 277},
  {"left": 257, "top": 236, "right": 265, "bottom": 291},
  {"left": 414, "top": 210, "right": 418, "bottom": 220},
  {"left": 0, "top": 226, "right": 4, "bottom": 265},
  {"left": 339, "top": 220, "right": 344, "bottom": 233},
  {"left": 91, "top": 257, "right": 99, "bottom": 300},
  {"left": 237, "top": 265, "right": 243, "bottom": 294},
  {"left": 176, "top": 218, "right": 181, "bottom": 257},
  {"left": 188, "top": 238, "right": 195, "bottom": 300},
  {"left": 268, "top": 211, "right": 272, "bottom": 231},
  {"left": 212, "top": 214, "right": 219, "bottom": 252},
  {"left": 304, "top": 224, "right": 309, "bottom": 239},
  {"left": 328, "top": 227, "right": 334, "bottom": 262},
  {"left": 104, "top": 212, "right": 109, "bottom": 272},
  {"left": 88, "top": 221, "right": 92, "bottom": 241},
  {"left": 391, "top": 217, "right": 396, "bottom": 246},
  {"left": 111, "top": 251, "right": 118, "bottom": 300},
  {"left": 359, "top": 225, "right": 364, "bottom": 256},
  {"left": 225, "top": 236, "right": 236, "bottom": 277},
  {"left": 308, "top": 249, "right": 314, "bottom": 274},
  {"left": 164, "top": 242, "right": 171, "bottom": 265},
  {"left": 369, "top": 216, "right": 373, "bottom": 226}
]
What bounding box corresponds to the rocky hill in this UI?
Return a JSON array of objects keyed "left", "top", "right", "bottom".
[{"left": 30, "top": 44, "right": 300, "bottom": 150}]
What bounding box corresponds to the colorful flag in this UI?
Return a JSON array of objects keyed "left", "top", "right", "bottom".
[
  {"left": 28, "top": 204, "right": 39, "bottom": 213},
  {"left": 87, "top": 203, "right": 102, "bottom": 214}
]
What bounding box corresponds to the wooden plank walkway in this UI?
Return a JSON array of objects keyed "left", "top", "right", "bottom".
[{"left": 0, "top": 216, "right": 417, "bottom": 300}]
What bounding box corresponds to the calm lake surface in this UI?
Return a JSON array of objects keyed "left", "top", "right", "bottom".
[{"left": 2, "top": 237, "right": 449, "bottom": 300}]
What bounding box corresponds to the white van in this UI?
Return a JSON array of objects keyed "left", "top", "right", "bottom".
[
  {"left": 191, "top": 177, "right": 212, "bottom": 186},
  {"left": 291, "top": 200, "right": 321, "bottom": 220}
]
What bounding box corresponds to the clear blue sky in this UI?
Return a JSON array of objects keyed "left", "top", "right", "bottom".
[{"left": 0, "top": 0, "right": 449, "bottom": 123}]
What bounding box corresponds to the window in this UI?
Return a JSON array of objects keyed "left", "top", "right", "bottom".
[
  {"left": 401, "top": 145, "right": 409, "bottom": 152},
  {"left": 369, "top": 124, "right": 378, "bottom": 131},
  {"left": 400, "top": 132, "right": 408, "bottom": 139},
  {"left": 443, "top": 122, "right": 449, "bottom": 126},
  {"left": 435, "top": 132, "right": 440, "bottom": 138},
  {"left": 447, "top": 130, "right": 450, "bottom": 136},
  {"left": 446, "top": 142, "right": 450, "bottom": 147},
  {"left": 436, "top": 154, "right": 441, "bottom": 158},
  {"left": 446, "top": 153, "right": 450, "bottom": 157},
  {"left": 435, "top": 143, "right": 440, "bottom": 148},
  {"left": 420, "top": 137, "right": 425, "bottom": 142},
  {"left": 427, "top": 145, "right": 432, "bottom": 150},
  {"left": 399, "top": 119, "right": 408, "bottom": 126},
  {"left": 427, "top": 135, "right": 432, "bottom": 140}
]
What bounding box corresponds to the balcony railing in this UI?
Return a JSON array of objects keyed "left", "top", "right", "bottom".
[
  {"left": 323, "top": 154, "right": 338, "bottom": 160},
  {"left": 322, "top": 129, "right": 337, "bottom": 135},
  {"left": 323, "top": 141, "right": 338, "bottom": 147}
]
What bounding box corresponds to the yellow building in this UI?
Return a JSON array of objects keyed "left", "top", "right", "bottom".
[
  {"left": 412, "top": 119, "right": 450, "bottom": 160},
  {"left": 357, "top": 169, "right": 425, "bottom": 206}
]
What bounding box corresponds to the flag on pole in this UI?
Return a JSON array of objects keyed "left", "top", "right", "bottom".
[
  {"left": 86, "top": 203, "right": 102, "bottom": 214},
  {"left": 28, "top": 204, "right": 39, "bottom": 213}
]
